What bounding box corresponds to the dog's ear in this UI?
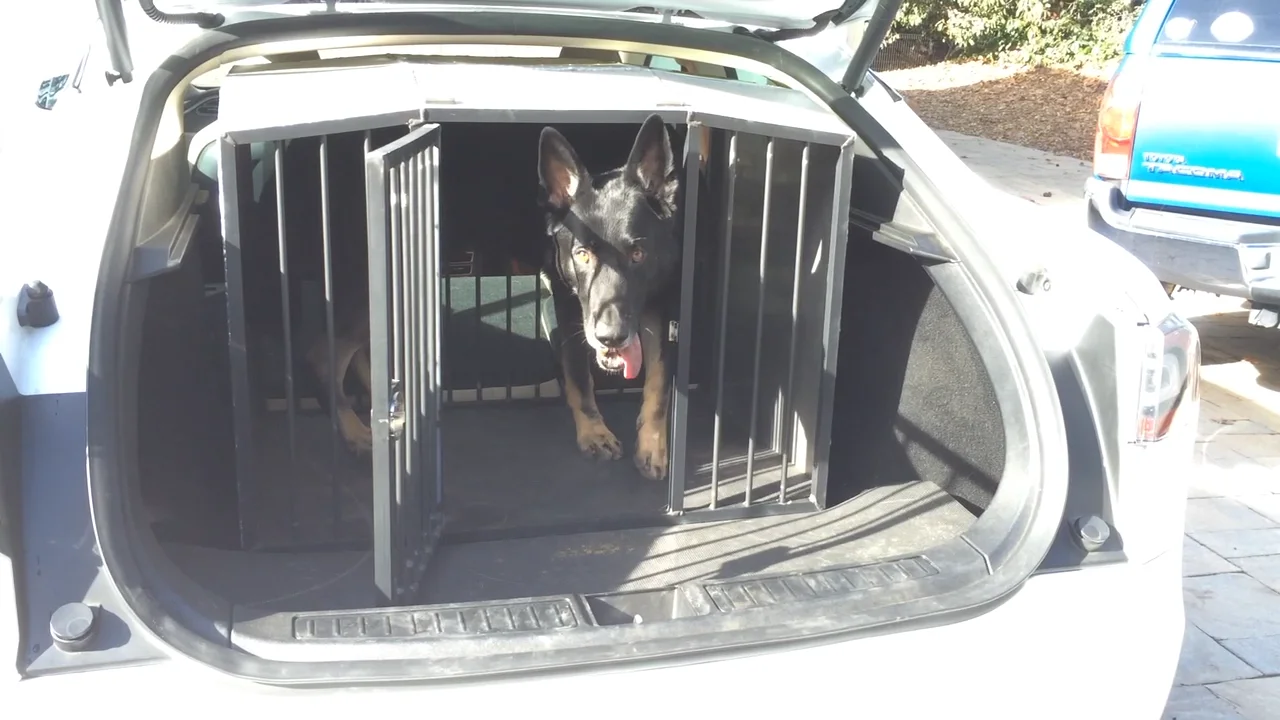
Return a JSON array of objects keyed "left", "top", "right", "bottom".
[
  {"left": 539, "top": 127, "right": 589, "bottom": 209},
  {"left": 626, "top": 114, "right": 676, "bottom": 201}
]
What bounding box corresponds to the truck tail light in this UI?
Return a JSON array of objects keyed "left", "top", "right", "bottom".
[
  {"left": 1094, "top": 57, "right": 1148, "bottom": 181},
  {"left": 1136, "top": 313, "right": 1200, "bottom": 443}
]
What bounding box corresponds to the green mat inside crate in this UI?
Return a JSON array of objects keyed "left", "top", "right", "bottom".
[
  {"left": 442, "top": 275, "right": 559, "bottom": 394},
  {"left": 262, "top": 275, "right": 561, "bottom": 403}
]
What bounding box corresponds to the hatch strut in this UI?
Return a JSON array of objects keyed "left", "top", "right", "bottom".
[
  {"left": 94, "top": 0, "right": 134, "bottom": 85},
  {"left": 729, "top": 0, "right": 905, "bottom": 95},
  {"left": 94, "top": 1, "right": 225, "bottom": 86},
  {"left": 842, "top": 0, "right": 901, "bottom": 93}
]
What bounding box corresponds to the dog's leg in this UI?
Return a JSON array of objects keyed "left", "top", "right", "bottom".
[
  {"left": 560, "top": 338, "right": 623, "bottom": 461},
  {"left": 333, "top": 337, "right": 374, "bottom": 455},
  {"left": 552, "top": 286, "right": 622, "bottom": 461},
  {"left": 352, "top": 344, "right": 373, "bottom": 400},
  {"left": 306, "top": 332, "right": 373, "bottom": 455},
  {"left": 634, "top": 309, "right": 670, "bottom": 481}
]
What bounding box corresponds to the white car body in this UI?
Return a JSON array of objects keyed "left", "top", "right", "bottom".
[{"left": 0, "top": 3, "right": 1190, "bottom": 716}]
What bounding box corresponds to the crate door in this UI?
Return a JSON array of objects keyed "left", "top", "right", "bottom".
[{"left": 365, "top": 123, "right": 445, "bottom": 606}]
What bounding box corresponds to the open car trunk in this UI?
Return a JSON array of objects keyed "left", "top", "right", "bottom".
[
  {"left": 97, "top": 31, "right": 1061, "bottom": 673},
  {"left": 137, "top": 58, "right": 1002, "bottom": 622}
]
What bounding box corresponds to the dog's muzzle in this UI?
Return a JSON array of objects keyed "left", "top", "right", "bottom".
[{"left": 595, "top": 332, "right": 643, "bottom": 380}]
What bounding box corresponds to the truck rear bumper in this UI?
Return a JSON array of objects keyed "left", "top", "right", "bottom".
[{"left": 1085, "top": 177, "right": 1280, "bottom": 305}]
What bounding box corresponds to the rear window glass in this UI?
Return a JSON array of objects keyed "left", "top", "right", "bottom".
[{"left": 1161, "top": 1, "right": 1280, "bottom": 50}]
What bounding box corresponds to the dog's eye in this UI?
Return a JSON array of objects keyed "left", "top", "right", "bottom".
[
  {"left": 573, "top": 248, "right": 593, "bottom": 264},
  {"left": 630, "top": 247, "right": 646, "bottom": 264}
]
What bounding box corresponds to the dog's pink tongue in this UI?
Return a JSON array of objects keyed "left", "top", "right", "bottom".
[{"left": 620, "top": 333, "right": 643, "bottom": 380}]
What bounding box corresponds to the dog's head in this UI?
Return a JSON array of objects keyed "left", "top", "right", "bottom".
[{"left": 538, "top": 114, "right": 680, "bottom": 380}]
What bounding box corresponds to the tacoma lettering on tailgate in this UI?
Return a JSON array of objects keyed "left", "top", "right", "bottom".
[{"left": 1141, "top": 152, "right": 1245, "bottom": 181}]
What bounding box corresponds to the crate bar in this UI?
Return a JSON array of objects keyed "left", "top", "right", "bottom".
[
  {"left": 273, "top": 141, "right": 300, "bottom": 539},
  {"left": 743, "top": 137, "right": 775, "bottom": 506},
  {"left": 390, "top": 161, "right": 406, "bottom": 581},
  {"left": 778, "top": 142, "right": 811, "bottom": 503},
  {"left": 411, "top": 151, "right": 424, "bottom": 546},
  {"left": 389, "top": 162, "right": 408, "bottom": 562},
  {"left": 366, "top": 142, "right": 396, "bottom": 604},
  {"left": 415, "top": 151, "right": 428, "bottom": 542},
  {"left": 533, "top": 271, "right": 543, "bottom": 399},
  {"left": 708, "top": 131, "right": 738, "bottom": 511},
  {"left": 402, "top": 154, "right": 422, "bottom": 553},
  {"left": 443, "top": 259, "right": 452, "bottom": 403},
  {"left": 474, "top": 262, "right": 483, "bottom": 398},
  {"left": 419, "top": 148, "right": 436, "bottom": 514},
  {"left": 414, "top": 152, "right": 429, "bottom": 520},
  {"left": 811, "top": 142, "right": 857, "bottom": 510},
  {"left": 667, "top": 121, "right": 703, "bottom": 514},
  {"left": 218, "top": 138, "right": 257, "bottom": 550},
  {"left": 319, "top": 135, "right": 342, "bottom": 536},
  {"left": 427, "top": 142, "right": 445, "bottom": 507},
  {"left": 404, "top": 156, "right": 415, "bottom": 489},
  {"left": 505, "top": 271, "right": 514, "bottom": 400}
]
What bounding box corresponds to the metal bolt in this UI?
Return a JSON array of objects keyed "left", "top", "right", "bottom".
[
  {"left": 49, "top": 602, "right": 98, "bottom": 653},
  {"left": 17, "top": 280, "right": 60, "bottom": 328},
  {"left": 1073, "top": 515, "right": 1111, "bottom": 552},
  {"left": 1017, "top": 268, "right": 1051, "bottom": 295}
]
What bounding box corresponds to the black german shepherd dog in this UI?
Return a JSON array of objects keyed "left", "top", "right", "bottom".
[
  {"left": 303, "top": 116, "right": 682, "bottom": 481},
  {"left": 538, "top": 114, "right": 681, "bottom": 482}
]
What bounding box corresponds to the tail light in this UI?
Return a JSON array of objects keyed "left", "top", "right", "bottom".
[
  {"left": 1094, "top": 56, "right": 1149, "bottom": 181},
  {"left": 1136, "top": 313, "right": 1200, "bottom": 443}
]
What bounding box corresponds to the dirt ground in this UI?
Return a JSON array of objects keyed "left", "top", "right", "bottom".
[{"left": 880, "top": 61, "right": 1116, "bottom": 161}]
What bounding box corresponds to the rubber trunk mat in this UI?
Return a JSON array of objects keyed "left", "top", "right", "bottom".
[{"left": 160, "top": 480, "right": 976, "bottom": 612}]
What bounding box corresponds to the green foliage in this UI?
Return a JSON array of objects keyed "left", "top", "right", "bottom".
[{"left": 891, "top": 0, "right": 1141, "bottom": 67}]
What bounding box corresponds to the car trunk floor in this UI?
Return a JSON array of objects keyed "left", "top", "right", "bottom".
[{"left": 160, "top": 480, "right": 976, "bottom": 612}]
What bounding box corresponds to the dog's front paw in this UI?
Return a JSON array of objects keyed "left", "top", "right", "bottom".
[
  {"left": 634, "top": 418, "right": 668, "bottom": 481},
  {"left": 338, "top": 408, "right": 374, "bottom": 456},
  {"left": 577, "top": 417, "right": 623, "bottom": 461}
]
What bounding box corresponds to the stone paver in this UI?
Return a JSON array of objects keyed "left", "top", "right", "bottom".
[
  {"left": 1221, "top": 636, "right": 1280, "bottom": 677},
  {"left": 942, "top": 131, "right": 1280, "bottom": 719},
  {"left": 1233, "top": 555, "right": 1280, "bottom": 595},
  {"left": 1175, "top": 621, "right": 1262, "bottom": 685},
  {"left": 1183, "top": 573, "right": 1280, "bottom": 641},
  {"left": 1234, "top": 495, "right": 1280, "bottom": 525},
  {"left": 1162, "top": 686, "right": 1249, "bottom": 720},
  {"left": 1190, "top": 530, "right": 1280, "bottom": 561},
  {"left": 1185, "top": 498, "right": 1276, "bottom": 533},
  {"left": 1184, "top": 536, "right": 1239, "bottom": 577},
  {"left": 1187, "top": 440, "right": 1280, "bottom": 498},
  {"left": 1204, "top": 677, "right": 1280, "bottom": 720}
]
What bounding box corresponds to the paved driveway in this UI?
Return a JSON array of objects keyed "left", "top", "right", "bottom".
[
  {"left": 1165, "top": 292, "right": 1280, "bottom": 719},
  {"left": 936, "top": 132, "right": 1280, "bottom": 718}
]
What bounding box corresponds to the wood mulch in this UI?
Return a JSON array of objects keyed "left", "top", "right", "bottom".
[{"left": 880, "top": 61, "right": 1116, "bottom": 161}]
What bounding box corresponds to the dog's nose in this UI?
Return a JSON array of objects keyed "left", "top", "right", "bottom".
[
  {"left": 593, "top": 307, "right": 630, "bottom": 348},
  {"left": 593, "top": 324, "right": 630, "bottom": 349}
]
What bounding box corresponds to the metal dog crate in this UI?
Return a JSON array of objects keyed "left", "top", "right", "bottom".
[{"left": 213, "top": 60, "right": 854, "bottom": 605}]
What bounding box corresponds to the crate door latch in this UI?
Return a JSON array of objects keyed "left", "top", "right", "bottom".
[{"left": 388, "top": 378, "right": 406, "bottom": 441}]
